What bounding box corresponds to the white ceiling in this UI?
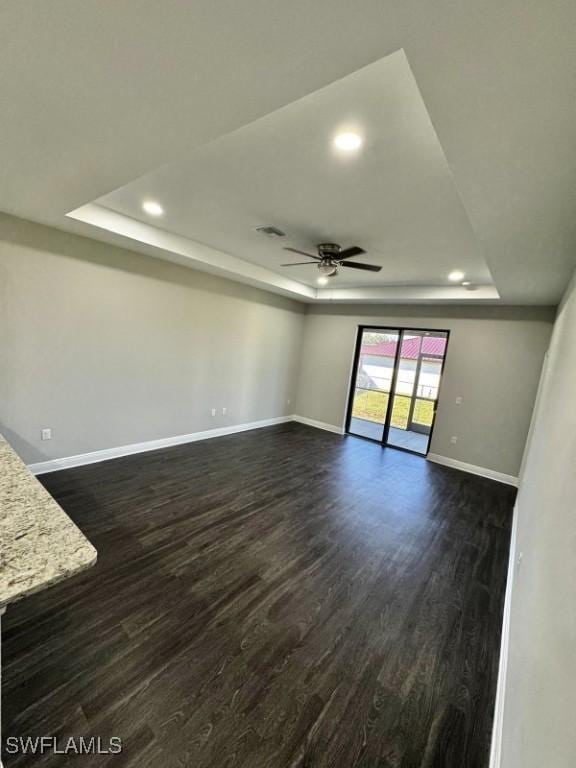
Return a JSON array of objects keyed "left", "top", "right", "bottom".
[
  {"left": 1, "top": 1, "right": 575, "bottom": 305},
  {"left": 89, "top": 51, "right": 493, "bottom": 294}
]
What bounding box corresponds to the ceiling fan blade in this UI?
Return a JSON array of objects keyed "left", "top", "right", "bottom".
[
  {"left": 338, "top": 246, "right": 366, "bottom": 259},
  {"left": 340, "top": 260, "right": 381, "bottom": 272},
  {"left": 283, "top": 247, "right": 321, "bottom": 260},
  {"left": 281, "top": 261, "right": 318, "bottom": 267}
]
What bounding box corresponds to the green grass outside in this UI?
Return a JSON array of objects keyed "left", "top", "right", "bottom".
[{"left": 352, "top": 390, "right": 434, "bottom": 429}]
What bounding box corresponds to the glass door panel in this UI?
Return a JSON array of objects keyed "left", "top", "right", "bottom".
[
  {"left": 347, "top": 329, "right": 400, "bottom": 442},
  {"left": 387, "top": 331, "right": 448, "bottom": 455}
]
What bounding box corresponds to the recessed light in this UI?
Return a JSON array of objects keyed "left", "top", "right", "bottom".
[
  {"left": 448, "top": 270, "right": 465, "bottom": 282},
  {"left": 461, "top": 280, "right": 471, "bottom": 286},
  {"left": 333, "top": 132, "right": 363, "bottom": 152},
  {"left": 317, "top": 276, "right": 329, "bottom": 286},
  {"left": 142, "top": 200, "right": 164, "bottom": 217}
]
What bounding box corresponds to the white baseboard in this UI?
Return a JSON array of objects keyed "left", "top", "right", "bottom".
[
  {"left": 28, "top": 416, "right": 292, "bottom": 475},
  {"left": 489, "top": 502, "right": 518, "bottom": 768},
  {"left": 291, "top": 414, "right": 344, "bottom": 435},
  {"left": 427, "top": 453, "right": 519, "bottom": 487},
  {"left": 30, "top": 420, "right": 517, "bottom": 485}
]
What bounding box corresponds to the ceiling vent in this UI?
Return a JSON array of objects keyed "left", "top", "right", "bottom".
[{"left": 255, "top": 225, "right": 286, "bottom": 239}]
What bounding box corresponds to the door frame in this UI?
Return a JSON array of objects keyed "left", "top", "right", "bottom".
[{"left": 344, "top": 325, "right": 451, "bottom": 456}]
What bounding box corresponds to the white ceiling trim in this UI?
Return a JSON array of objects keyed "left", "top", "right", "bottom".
[
  {"left": 315, "top": 284, "right": 499, "bottom": 303},
  {"left": 68, "top": 204, "right": 315, "bottom": 301}
]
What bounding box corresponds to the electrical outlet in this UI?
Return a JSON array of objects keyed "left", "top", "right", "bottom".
[
  {"left": 455, "top": 396, "right": 463, "bottom": 405},
  {"left": 450, "top": 435, "right": 458, "bottom": 444},
  {"left": 222, "top": 407, "right": 227, "bottom": 415},
  {"left": 211, "top": 408, "right": 216, "bottom": 417},
  {"left": 41, "top": 428, "right": 52, "bottom": 441}
]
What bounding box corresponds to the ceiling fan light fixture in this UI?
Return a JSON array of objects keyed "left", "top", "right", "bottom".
[{"left": 280, "top": 242, "right": 379, "bottom": 275}]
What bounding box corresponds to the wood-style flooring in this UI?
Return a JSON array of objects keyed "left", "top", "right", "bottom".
[{"left": 3, "top": 423, "right": 515, "bottom": 767}]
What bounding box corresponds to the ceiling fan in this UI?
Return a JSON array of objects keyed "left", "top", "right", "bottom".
[{"left": 281, "top": 243, "right": 381, "bottom": 277}]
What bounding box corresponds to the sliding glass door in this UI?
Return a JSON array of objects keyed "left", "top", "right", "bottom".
[
  {"left": 346, "top": 327, "right": 449, "bottom": 456},
  {"left": 347, "top": 329, "right": 400, "bottom": 441}
]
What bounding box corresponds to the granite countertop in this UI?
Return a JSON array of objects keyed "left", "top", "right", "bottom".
[{"left": 0, "top": 435, "right": 97, "bottom": 609}]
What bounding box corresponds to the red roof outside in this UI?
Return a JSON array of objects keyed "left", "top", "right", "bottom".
[{"left": 361, "top": 335, "right": 447, "bottom": 359}]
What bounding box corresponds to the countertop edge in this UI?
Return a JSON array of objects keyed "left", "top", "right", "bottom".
[{"left": 0, "top": 434, "right": 98, "bottom": 610}]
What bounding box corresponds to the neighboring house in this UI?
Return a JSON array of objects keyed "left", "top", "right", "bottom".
[{"left": 359, "top": 334, "right": 446, "bottom": 400}]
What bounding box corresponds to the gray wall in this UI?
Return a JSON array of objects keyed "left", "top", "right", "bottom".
[
  {"left": 0, "top": 211, "right": 555, "bottom": 481},
  {"left": 295, "top": 305, "right": 554, "bottom": 477},
  {"left": 0, "top": 214, "right": 305, "bottom": 463},
  {"left": 500, "top": 271, "right": 576, "bottom": 767}
]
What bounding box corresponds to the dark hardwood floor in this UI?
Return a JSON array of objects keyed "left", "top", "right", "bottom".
[{"left": 3, "top": 423, "right": 515, "bottom": 767}]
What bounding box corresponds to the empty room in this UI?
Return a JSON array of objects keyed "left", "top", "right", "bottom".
[{"left": 1, "top": 3, "right": 575, "bottom": 767}]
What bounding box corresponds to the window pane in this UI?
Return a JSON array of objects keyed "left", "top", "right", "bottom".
[
  {"left": 352, "top": 389, "right": 389, "bottom": 423},
  {"left": 412, "top": 399, "right": 435, "bottom": 427},
  {"left": 348, "top": 328, "right": 400, "bottom": 441},
  {"left": 390, "top": 395, "right": 411, "bottom": 429}
]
